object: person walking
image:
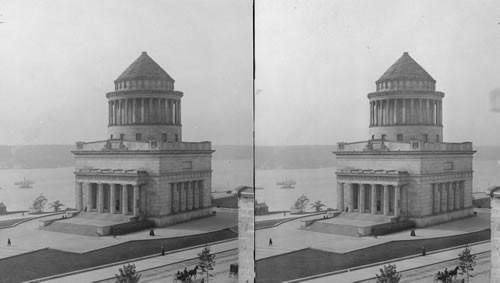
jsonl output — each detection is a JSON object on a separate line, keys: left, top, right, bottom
{"left": 269, "top": 238, "right": 273, "bottom": 246}
{"left": 422, "top": 246, "right": 426, "bottom": 256}
{"left": 161, "top": 246, "right": 165, "bottom": 256}
{"left": 7, "top": 238, "right": 11, "bottom": 246}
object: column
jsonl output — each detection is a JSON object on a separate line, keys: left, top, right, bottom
{"left": 337, "top": 182, "right": 344, "bottom": 212}
{"left": 86, "top": 183, "right": 92, "bottom": 212}
{"left": 460, "top": 181, "right": 465, "bottom": 208}
{"left": 117, "top": 100, "right": 122, "bottom": 125}
{"left": 97, "top": 183, "right": 104, "bottom": 213}
{"left": 75, "top": 182, "right": 83, "bottom": 211}
{"left": 132, "top": 99, "right": 136, "bottom": 123}
{"left": 124, "top": 99, "right": 129, "bottom": 124}
{"left": 448, "top": 182, "right": 454, "bottom": 210}
{"left": 171, "top": 184, "right": 179, "bottom": 213}
{"left": 122, "top": 184, "right": 128, "bottom": 215}
{"left": 410, "top": 99, "right": 415, "bottom": 124}
{"left": 394, "top": 185, "right": 400, "bottom": 217}
{"left": 187, "top": 182, "right": 193, "bottom": 211}
{"left": 199, "top": 181, "right": 205, "bottom": 208}
{"left": 108, "top": 101, "right": 112, "bottom": 125}
{"left": 454, "top": 182, "right": 460, "bottom": 209}
{"left": 141, "top": 98, "right": 145, "bottom": 123}
{"left": 383, "top": 185, "right": 390, "bottom": 215}
{"left": 347, "top": 183, "right": 353, "bottom": 212}
{"left": 148, "top": 98, "right": 153, "bottom": 123}
{"left": 110, "top": 184, "right": 116, "bottom": 214}
{"left": 133, "top": 185, "right": 139, "bottom": 216}
{"left": 167, "top": 99, "right": 172, "bottom": 124}
{"left": 179, "top": 183, "right": 186, "bottom": 212}
{"left": 177, "top": 101, "right": 181, "bottom": 125}
{"left": 193, "top": 181, "right": 199, "bottom": 209}
{"left": 369, "top": 102, "right": 372, "bottom": 126}
{"left": 359, "top": 184, "right": 365, "bottom": 213}
{"left": 371, "top": 184, "right": 377, "bottom": 214}
{"left": 441, "top": 183, "right": 447, "bottom": 212}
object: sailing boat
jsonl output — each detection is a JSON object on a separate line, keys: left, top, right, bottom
{"left": 14, "top": 177, "right": 34, "bottom": 189}
{"left": 276, "top": 177, "right": 296, "bottom": 189}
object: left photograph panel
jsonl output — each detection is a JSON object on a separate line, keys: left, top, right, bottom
{"left": 0, "top": 1, "right": 253, "bottom": 282}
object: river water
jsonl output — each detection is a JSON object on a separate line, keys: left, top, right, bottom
{"left": 0, "top": 159, "right": 498, "bottom": 213}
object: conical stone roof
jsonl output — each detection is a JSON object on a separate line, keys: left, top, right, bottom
{"left": 115, "top": 52, "right": 174, "bottom": 82}
{"left": 377, "top": 52, "right": 435, "bottom": 83}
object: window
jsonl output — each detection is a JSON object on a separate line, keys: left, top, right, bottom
{"left": 436, "top": 135, "right": 440, "bottom": 142}
{"left": 175, "top": 134, "right": 179, "bottom": 142}
{"left": 371, "top": 135, "right": 375, "bottom": 140}
{"left": 182, "top": 161, "right": 193, "bottom": 170}
{"left": 110, "top": 134, "right": 113, "bottom": 139}
{"left": 397, "top": 134, "right": 403, "bottom": 141}
{"left": 120, "top": 134, "right": 125, "bottom": 140}
{"left": 136, "top": 134, "right": 142, "bottom": 141}
{"left": 381, "top": 134, "right": 386, "bottom": 140}
{"left": 162, "top": 133, "right": 167, "bottom": 142}
{"left": 423, "top": 134, "right": 428, "bottom": 142}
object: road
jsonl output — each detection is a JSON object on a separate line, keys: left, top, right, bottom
{"left": 97, "top": 249, "right": 238, "bottom": 283}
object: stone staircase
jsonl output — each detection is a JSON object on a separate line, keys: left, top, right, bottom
{"left": 41, "top": 221, "right": 100, "bottom": 237}
{"left": 303, "top": 212, "right": 393, "bottom": 237}
{"left": 40, "top": 212, "right": 144, "bottom": 237}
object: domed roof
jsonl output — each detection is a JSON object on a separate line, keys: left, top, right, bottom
{"left": 377, "top": 52, "right": 435, "bottom": 83}
{"left": 115, "top": 52, "right": 174, "bottom": 82}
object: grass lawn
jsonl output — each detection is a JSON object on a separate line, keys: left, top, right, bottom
{"left": 256, "top": 229, "right": 490, "bottom": 283}
{"left": 0, "top": 229, "right": 237, "bottom": 283}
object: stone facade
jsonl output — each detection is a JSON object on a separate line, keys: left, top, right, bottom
{"left": 73, "top": 52, "right": 213, "bottom": 227}
{"left": 237, "top": 186, "right": 255, "bottom": 283}
{"left": 488, "top": 186, "right": 500, "bottom": 283}
{"left": 335, "top": 52, "right": 475, "bottom": 227}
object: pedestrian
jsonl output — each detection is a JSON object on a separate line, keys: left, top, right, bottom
{"left": 7, "top": 238, "right": 11, "bottom": 246}
{"left": 269, "top": 238, "right": 273, "bottom": 246}
{"left": 422, "top": 246, "right": 426, "bottom": 256}
{"left": 410, "top": 228, "right": 416, "bottom": 237}
{"left": 373, "top": 230, "right": 377, "bottom": 239}
{"left": 161, "top": 246, "right": 165, "bottom": 256}
{"left": 149, "top": 229, "right": 155, "bottom": 236}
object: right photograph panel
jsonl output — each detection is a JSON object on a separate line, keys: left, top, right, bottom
{"left": 254, "top": 1, "right": 500, "bottom": 282}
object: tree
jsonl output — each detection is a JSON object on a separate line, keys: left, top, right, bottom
{"left": 198, "top": 244, "right": 216, "bottom": 283}
{"left": 291, "top": 194, "right": 310, "bottom": 213}
{"left": 310, "top": 200, "right": 326, "bottom": 212}
{"left": 375, "top": 264, "right": 402, "bottom": 283}
{"left": 31, "top": 194, "right": 48, "bottom": 213}
{"left": 48, "top": 200, "right": 64, "bottom": 212}
{"left": 115, "top": 263, "right": 141, "bottom": 283}
{"left": 458, "top": 245, "right": 476, "bottom": 283}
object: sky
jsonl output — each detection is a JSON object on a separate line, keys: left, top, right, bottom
{"left": 0, "top": 0, "right": 253, "bottom": 146}
{"left": 256, "top": 0, "right": 500, "bottom": 146}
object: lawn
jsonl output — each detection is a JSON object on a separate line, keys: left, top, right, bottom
{"left": 0, "top": 228, "right": 237, "bottom": 283}
{"left": 255, "top": 229, "right": 490, "bottom": 283}
{"left": 0, "top": 218, "right": 34, "bottom": 229}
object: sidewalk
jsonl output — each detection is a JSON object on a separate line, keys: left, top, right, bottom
{"left": 0, "top": 209, "right": 237, "bottom": 258}
{"left": 40, "top": 239, "right": 238, "bottom": 283}
{"left": 256, "top": 209, "right": 490, "bottom": 259}
{"left": 296, "top": 241, "right": 490, "bottom": 282}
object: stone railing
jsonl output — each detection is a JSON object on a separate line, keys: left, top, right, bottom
{"left": 74, "top": 140, "right": 212, "bottom": 152}
{"left": 337, "top": 140, "right": 473, "bottom": 152}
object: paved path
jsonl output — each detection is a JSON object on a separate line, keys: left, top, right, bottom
{"left": 0, "top": 209, "right": 237, "bottom": 258}
{"left": 41, "top": 239, "right": 237, "bottom": 283}
{"left": 256, "top": 208, "right": 491, "bottom": 259}
{"left": 297, "top": 241, "right": 490, "bottom": 282}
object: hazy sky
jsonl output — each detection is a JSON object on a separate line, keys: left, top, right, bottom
{"left": 256, "top": 0, "right": 500, "bottom": 146}
{"left": 0, "top": 0, "right": 252, "bottom": 146}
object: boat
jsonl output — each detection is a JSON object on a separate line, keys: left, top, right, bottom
{"left": 14, "top": 177, "right": 34, "bottom": 189}
{"left": 276, "top": 178, "right": 296, "bottom": 187}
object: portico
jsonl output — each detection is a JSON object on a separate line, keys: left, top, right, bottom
{"left": 336, "top": 170, "right": 409, "bottom": 218}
